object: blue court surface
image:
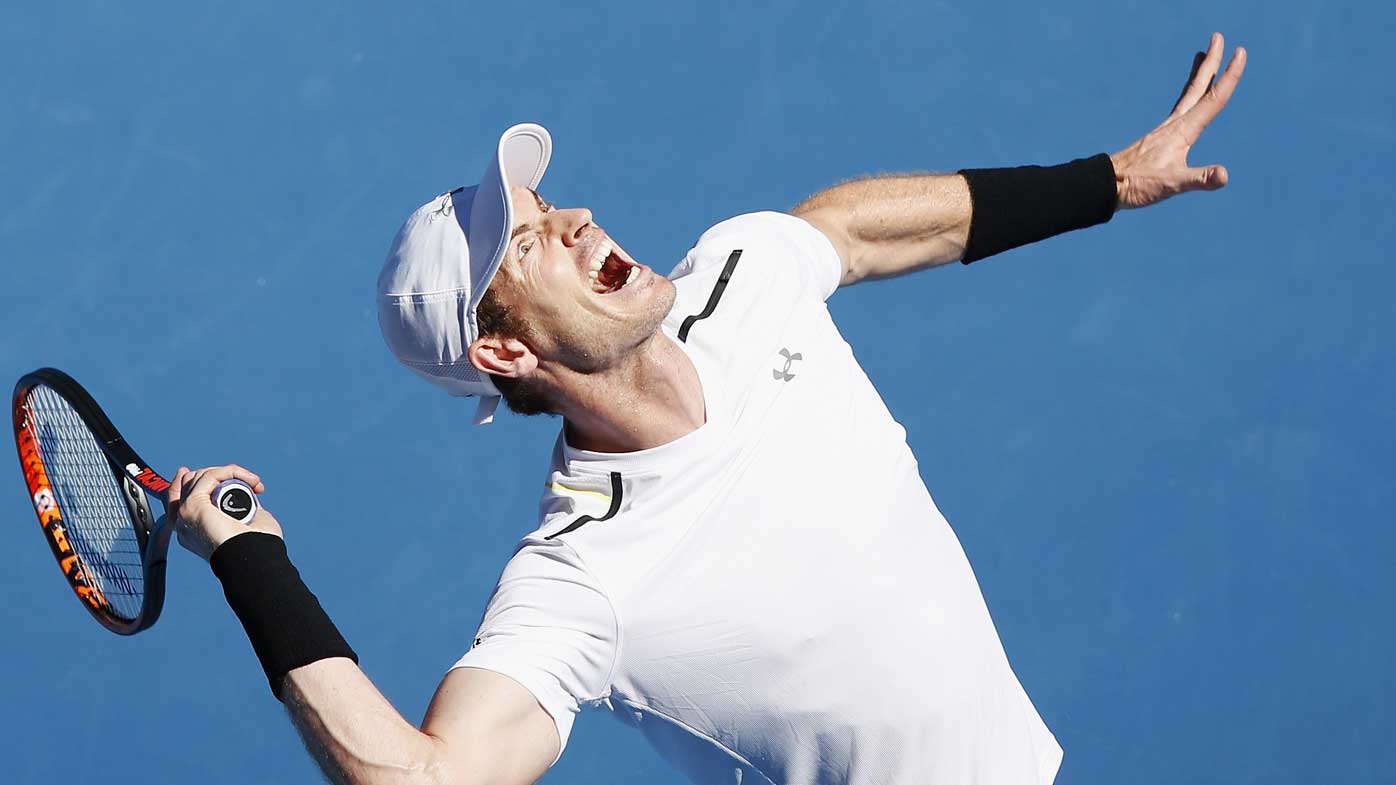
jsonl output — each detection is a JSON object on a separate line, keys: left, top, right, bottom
{"left": 2, "top": 2, "right": 1392, "bottom": 783}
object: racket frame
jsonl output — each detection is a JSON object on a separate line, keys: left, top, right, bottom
{"left": 13, "top": 368, "right": 175, "bottom": 635}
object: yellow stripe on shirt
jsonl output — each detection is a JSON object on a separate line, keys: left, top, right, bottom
{"left": 547, "top": 481, "right": 613, "bottom": 503}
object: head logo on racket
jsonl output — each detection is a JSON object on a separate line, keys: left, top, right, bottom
{"left": 220, "top": 492, "right": 250, "bottom": 517}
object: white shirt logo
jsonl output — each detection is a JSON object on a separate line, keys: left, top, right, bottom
{"left": 773, "top": 348, "right": 802, "bottom": 381}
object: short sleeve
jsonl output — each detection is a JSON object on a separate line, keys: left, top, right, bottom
{"left": 450, "top": 539, "right": 618, "bottom": 765}
{"left": 670, "top": 211, "right": 844, "bottom": 302}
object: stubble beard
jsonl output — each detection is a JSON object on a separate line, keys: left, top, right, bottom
{"left": 555, "top": 276, "right": 677, "bottom": 375}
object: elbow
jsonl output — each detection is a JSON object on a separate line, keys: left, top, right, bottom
{"left": 791, "top": 207, "right": 860, "bottom": 286}
{"left": 839, "top": 244, "right": 874, "bottom": 286}
{"left": 405, "top": 735, "right": 467, "bottom": 785}
{"left": 330, "top": 734, "right": 463, "bottom": 785}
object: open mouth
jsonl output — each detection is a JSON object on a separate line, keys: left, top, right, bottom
{"left": 585, "top": 238, "right": 642, "bottom": 295}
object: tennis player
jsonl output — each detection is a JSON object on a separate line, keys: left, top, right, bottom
{"left": 171, "top": 34, "right": 1245, "bottom": 785}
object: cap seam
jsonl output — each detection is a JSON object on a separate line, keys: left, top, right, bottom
{"left": 379, "top": 288, "right": 470, "bottom": 302}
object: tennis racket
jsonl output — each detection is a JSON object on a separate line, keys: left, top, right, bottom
{"left": 12, "top": 367, "right": 259, "bottom": 635}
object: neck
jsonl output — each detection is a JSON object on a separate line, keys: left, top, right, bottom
{"left": 555, "top": 332, "right": 705, "bottom": 454}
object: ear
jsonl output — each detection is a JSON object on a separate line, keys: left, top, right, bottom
{"left": 468, "top": 335, "right": 538, "bottom": 379}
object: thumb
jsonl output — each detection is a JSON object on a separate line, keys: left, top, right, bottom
{"left": 1189, "top": 164, "right": 1229, "bottom": 191}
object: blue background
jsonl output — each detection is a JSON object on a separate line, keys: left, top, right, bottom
{"left": 2, "top": 2, "right": 1392, "bottom": 783}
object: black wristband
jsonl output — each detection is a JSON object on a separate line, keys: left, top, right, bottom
{"left": 958, "top": 153, "right": 1118, "bottom": 264}
{"left": 210, "top": 533, "right": 358, "bottom": 701}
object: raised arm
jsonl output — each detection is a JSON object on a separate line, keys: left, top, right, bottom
{"left": 793, "top": 32, "right": 1246, "bottom": 287}
{"left": 792, "top": 171, "right": 974, "bottom": 285}
{"left": 167, "top": 465, "right": 558, "bottom": 785}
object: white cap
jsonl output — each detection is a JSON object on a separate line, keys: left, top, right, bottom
{"left": 376, "top": 123, "right": 553, "bottom": 425}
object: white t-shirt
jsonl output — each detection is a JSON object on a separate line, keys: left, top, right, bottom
{"left": 453, "top": 212, "right": 1063, "bottom": 785}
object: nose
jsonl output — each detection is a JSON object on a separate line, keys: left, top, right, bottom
{"left": 555, "top": 207, "right": 594, "bottom": 247}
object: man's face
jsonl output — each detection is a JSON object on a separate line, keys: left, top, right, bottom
{"left": 488, "top": 185, "right": 676, "bottom": 374}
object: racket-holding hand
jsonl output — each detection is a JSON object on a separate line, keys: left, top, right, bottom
{"left": 169, "top": 464, "right": 280, "bottom": 561}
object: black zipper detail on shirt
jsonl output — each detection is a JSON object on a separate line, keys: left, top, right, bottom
{"left": 678, "top": 249, "right": 743, "bottom": 343}
{"left": 545, "top": 471, "right": 624, "bottom": 540}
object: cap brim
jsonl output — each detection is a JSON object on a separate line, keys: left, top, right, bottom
{"left": 465, "top": 123, "right": 553, "bottom": 332}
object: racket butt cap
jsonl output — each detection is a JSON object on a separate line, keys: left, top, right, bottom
{"left": 213, "top": 479, "right": 259, "bottom": 524}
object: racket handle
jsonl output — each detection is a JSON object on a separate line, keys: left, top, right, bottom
{"left": 212, "top": 479, "right": 259, "bottom": 524}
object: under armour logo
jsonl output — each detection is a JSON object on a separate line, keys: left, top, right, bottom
{"left": 428, "top": 192, "right": 455, "bottom": 221}
{"left": 773, "top": 348, "right": 802, "bottom": 381}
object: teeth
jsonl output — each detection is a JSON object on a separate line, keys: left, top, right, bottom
{"left": 588, "top": 240, "right": 611, "bottom": 273}
{"left": 581, "top": 237, "right": 639, "bottom": 295}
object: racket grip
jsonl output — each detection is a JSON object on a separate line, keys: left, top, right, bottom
{"left": 212, "top": 479, "right": 260, "bottom": 524}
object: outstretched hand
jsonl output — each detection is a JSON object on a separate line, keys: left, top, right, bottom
{"left": 1111, "top": 32, "right": 1247, "bottom": 210}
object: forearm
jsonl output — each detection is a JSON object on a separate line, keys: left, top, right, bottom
{"left": 210, "top": 534, "right": 449, "bottom": 785}
{"left": 791, "top": 172, "right": 973, "bottom": 285}
{"left": 794, "top": 155, "right": 1120, "bottom": 286}
{"left": 179, "top": 476, "right": 553, "bottom": 785}
{"left": 281, "top": 658, "right": 452, "bottom": 785}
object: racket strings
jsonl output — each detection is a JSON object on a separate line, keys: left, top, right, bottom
{"left": 27, "top": 385, "right": 145, "bottom": 620}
